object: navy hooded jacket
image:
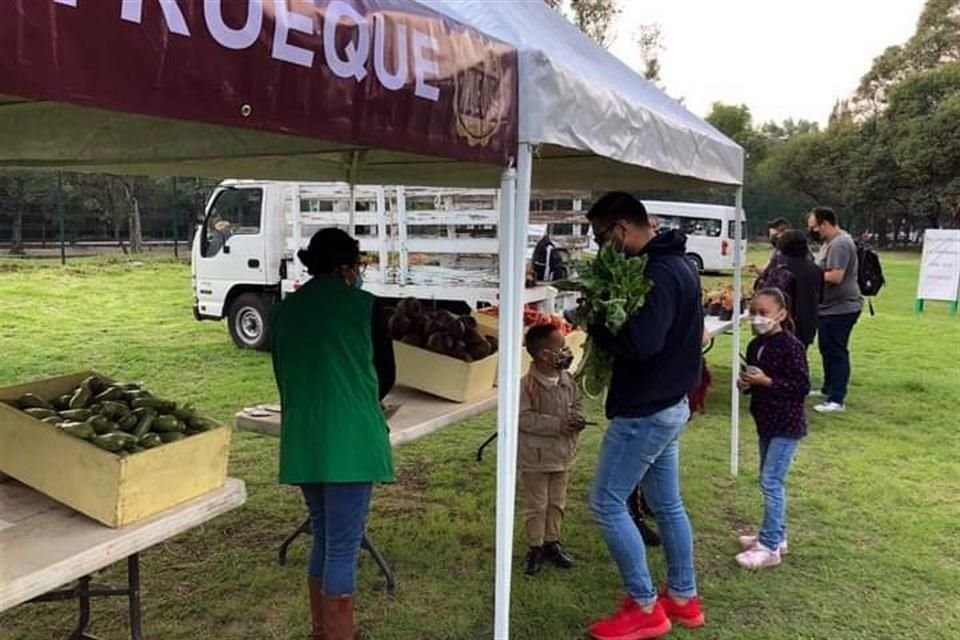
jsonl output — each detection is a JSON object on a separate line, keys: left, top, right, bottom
{"left": 590, "top": 230, "right": 704, "bottom": 419}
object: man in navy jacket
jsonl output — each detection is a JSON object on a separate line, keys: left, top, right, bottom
{"left": 585, "top": 193, "right": 706, "bottom": 640}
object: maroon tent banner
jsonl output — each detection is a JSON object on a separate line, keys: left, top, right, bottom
{"left": 0, "top": 0, "right": 519, "bottom": 166}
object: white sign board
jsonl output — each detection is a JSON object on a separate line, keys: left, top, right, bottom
{"left": 917, "top": 229, "right": 960, "bottom": 302}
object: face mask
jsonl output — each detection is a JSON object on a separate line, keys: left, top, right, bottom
{"left": 550, "top": 346, "right": 574, "bottom": 371}
{"left": 770, "top": 236, "right": 779, "bottom": 248}
{"left": 808, "top": 228, "right": 821, "bottom": 243}
{"left": 353, "top": 273, "right": 364, "bottom": 290}
{"left": 751, "top": 315, "right": 777, "bottom": 336}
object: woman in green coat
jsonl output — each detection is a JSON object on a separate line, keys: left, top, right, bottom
{"left": 271, "top": 228, "right": 395, "bottom": 640}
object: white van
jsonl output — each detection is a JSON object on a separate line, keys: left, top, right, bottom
{"left": 643, "top": 200, "right": 747, "bottom": 272}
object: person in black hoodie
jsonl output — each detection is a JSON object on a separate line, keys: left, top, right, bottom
{"left": 585, "top": 193, "right": 706, "bottom": 640}
{"left": 775, "top": 230, "right": 823, "bottom": 350}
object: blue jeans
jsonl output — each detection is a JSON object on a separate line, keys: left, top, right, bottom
{"left": 589, "top": 399, "right": 695, "bottom": 605}
{"left": 757, "top": 437, "right": 800, "bottom": 550}
{"left": 817, "top": 312, "right": 860, "bottom": 404}
{"left": 300, "top": 483, "right": 372, "bottom": 596}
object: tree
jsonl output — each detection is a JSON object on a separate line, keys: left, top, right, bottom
{"left": 543, "top": 0, "right": 621, "bottom": 48}
{"left": 705, "top": 102, "right": 768, "bottom": 163}
{"left": 852, "top": 0, "right": 959, "bottom": 117}
{"left": 883, "top": 62, "right": 960, "bottom": 227}
{"left": 112, "top": 175, "right": 146, "bottom": 253}
{"left": 0, "top": 171, "right": 54, "bottom": 255}
{"left": 636, "top": 23, "right": 663, "bottom": 84}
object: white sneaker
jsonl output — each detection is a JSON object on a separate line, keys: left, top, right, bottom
{"left": 814, "top": 402, "right": 845, "bottom": 413}
{"left": 738, "top": 534, "right": 789, "bottom": 555}
{"left": 736, "top": 544, "right": 782, "bottom": 570}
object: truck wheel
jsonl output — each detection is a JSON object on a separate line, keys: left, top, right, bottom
{"left": 685, "top": 253, "right": 704, "bottom": 274}
{"left": 227, "top": 293, "right": 272, "bottom": 351}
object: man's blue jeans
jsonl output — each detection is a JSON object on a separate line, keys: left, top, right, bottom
{"left": 589, "top": 398, "right": 696, "bottom": 605}
{"left": 299, "top": 482, "right": 372, "bottom": 596}
{"left": 817, "top": 311, "right": 860, "bottom": 404}
{"left": 757, "top": 437, "right": 800, "bottom": 551}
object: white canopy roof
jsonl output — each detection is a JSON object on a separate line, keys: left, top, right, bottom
{"left": 423, "top": 0, "right": 744, "bottom": 188}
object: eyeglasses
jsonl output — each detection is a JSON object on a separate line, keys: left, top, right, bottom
{"left": 593, "top": 223, "right": 618, "bottom": 246}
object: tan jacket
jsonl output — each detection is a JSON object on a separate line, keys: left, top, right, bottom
{"left": 518, "top": 371, "right": 585, "bottom": 473}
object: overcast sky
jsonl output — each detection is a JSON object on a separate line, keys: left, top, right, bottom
{"left": 607, "top": 0, "right": 926, "bottom": 125}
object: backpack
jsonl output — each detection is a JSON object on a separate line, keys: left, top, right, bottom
{"left": 855, "top": 240, "right": 885, "bottom": 297}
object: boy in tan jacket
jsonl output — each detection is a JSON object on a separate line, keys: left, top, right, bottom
{"left": 519, "top": 324, "right": 586, "bottom": 575}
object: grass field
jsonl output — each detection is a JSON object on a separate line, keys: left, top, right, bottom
{"left": 0, "top": 250, "right": 958, "bottom": 640}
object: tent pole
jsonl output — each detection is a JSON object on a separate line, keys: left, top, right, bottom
{"left": 730, "top": 186, "right": 744, "bottom": 476}
{"left": 347, "top": 151, "right": 360, "bottom": 235}
{"left": 493, "top": 143, "right": 531, "bottom": 640}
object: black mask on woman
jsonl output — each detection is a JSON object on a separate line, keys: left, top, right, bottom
{"left": 808, "top": 228, "right": 821, "bottom": 243}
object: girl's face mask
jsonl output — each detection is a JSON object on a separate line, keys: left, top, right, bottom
{"left": 750, "top": 314, "right": 778, "bottom": 336}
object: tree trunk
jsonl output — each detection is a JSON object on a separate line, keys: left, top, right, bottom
{"left": 113, "top": 221, "right": 129, "bottom": 255}
{"left": 9, "top": 210, "right": 25, "bottom": 255}
{"left": 104, "top": 182, "right": 128, "bottom": 255}
{"left": 128, "top": 195, "right": 144, "bottom": 254}
{"left": 113, "top": 175, "right": 144, "bottom": 254}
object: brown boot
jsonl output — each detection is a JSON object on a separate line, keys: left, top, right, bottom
{"left": 308, "top": 577, "right": 325, "bottom": 640}
{"left": 321, "top": 593, "right": 357, "bottom": 640}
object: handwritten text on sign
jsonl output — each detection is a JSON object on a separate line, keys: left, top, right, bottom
{"left": 917, "top": 229, "right": 960, "bottom": 302}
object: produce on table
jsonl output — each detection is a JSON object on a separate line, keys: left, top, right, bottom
{"left": 554, "top": 245, "right": 654, "bottom": 397}
{"left": 389, "top": 298, "right": 498, "bottom": 362}
{"left": 477, "top": 306, "right": 574, "bottom": 336}
{"left": 5, "top": 375, "right": 218, "bottom": 457}
{"left": 703, "top": 283, "right": 747, "bottom": 320}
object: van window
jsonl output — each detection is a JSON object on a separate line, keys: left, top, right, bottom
{"left": 203, "top": 188, "right": 263, "bottom": 257}
{"left": 656, "top": 215, "right": 722, "bottom": 238}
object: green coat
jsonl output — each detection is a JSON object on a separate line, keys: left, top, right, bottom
{"left": 271, "top": 275, "right": 394, "bottom": 484}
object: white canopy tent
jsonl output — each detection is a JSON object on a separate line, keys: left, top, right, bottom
{"left": 0, "top": 2, "right": 743, "bottom": 638}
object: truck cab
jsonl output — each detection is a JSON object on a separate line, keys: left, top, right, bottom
{"left": 192, "top": 181, "right": 284, "bottom": 350}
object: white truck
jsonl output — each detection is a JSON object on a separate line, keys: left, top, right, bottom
{"left": 190, "top": 180, "right": 590, "bottom": 349}
{"left": 191, "top": 180, "right": 746, "bottom": 350}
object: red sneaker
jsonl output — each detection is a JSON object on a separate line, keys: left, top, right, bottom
{"left": 658, "top": 590, "right": 705, "bottom": 629}
{"left": 589, "top": 597, "right": 672, "bottom": 640}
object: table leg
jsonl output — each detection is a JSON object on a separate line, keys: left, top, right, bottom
{"left": 361, "top": 536, "right": 396, "bottom": 596}
{"left": 127, "top": 554, "right": 143, "bottom": 640}
{"left": 67, "top": 576, "right": 103, "bottom": 640}
{"left": 476, "top": 432, "right": 498, "bottom": 462}
{"left": 278, "top": 518, "right": 396, "bottom": 594}
{"left": 278, "top": 516, "right": 312, "bottom": 566}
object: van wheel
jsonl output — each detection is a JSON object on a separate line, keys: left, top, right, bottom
{"left": 227, "top": 293, "right": 272, "bottom": 351}
{"left": 685, "top": 253, "right": 704, "bottom": 273}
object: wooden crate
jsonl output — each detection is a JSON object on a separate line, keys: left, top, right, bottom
{"left": 393, "top": 342, "right": 498, "bottom": 402}
{"left": 0, "top": 372, "right": 231, "bottom": 528}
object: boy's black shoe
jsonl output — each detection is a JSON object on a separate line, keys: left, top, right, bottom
{"left": 635, "top": 517, "right": 662, "bottom": 547}
{"left": 543, "top": 541, "right": 575, "bottom": 569}
{"left": 524, "top": 546, "right": 544, "bottom": 575}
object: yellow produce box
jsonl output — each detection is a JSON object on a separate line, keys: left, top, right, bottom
{"left": 393, "top": 342, "right": 498, "bottom": 403}
{"left": 0, "top": 371, "right": 230, "bottom": 528}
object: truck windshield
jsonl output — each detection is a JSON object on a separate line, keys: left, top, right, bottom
{"left": 202, "top": 188, "right": 263, "bottom": 257}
